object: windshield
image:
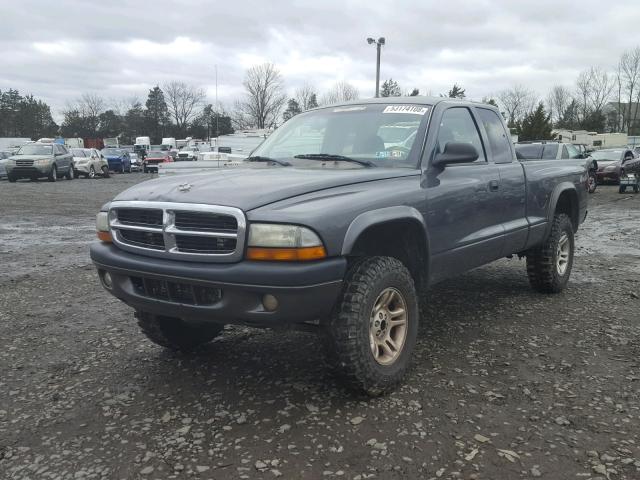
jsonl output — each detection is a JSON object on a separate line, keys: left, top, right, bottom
{"left": 17, "top": 144, "right": 53, "bottom": 155}
{"left": 147, "top": 150, "right": 165, "bottom": 157}
{"left": 590, "top": 150, "right": 621, "bottom": 160}
{"left": 103, "top": 148, "right": 123, "bottom": 156}
{"left": 250, "top": 103, "right": 431, "bottom": 168}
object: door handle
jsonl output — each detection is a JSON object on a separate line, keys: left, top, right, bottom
{"left": 489, "top": 179, "right": 500, "bottom": 192}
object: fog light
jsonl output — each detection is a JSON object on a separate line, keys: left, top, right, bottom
{"left": 102, "top": 271, "right": 113, "bottom": 289}
{"left": 262, "top": 294, "right": 278, "bottom": 312}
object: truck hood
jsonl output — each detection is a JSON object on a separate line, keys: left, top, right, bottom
{"left": 113, "top": 167, "right": 420, "bottom": 211}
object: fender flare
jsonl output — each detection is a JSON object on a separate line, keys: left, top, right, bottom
{"left": 341, "top": 205, "right": 429, "bottom": 255}
{"left": 545, "top": 182, "right": 578, "bottom": 236}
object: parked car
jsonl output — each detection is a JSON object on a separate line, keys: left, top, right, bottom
{"left": 0, "top": 150, "right": 12, "bottom": 179}
{"left": 143, "top": 150, "right": 173, "bottom": 173}
{"left": 591, "top": 149, "right": 640, "bottom": 184}
{"left": 129, "top": 153, "right": 142, "bottom": 172}
{"left": 102, "top": 148, "right": 132, "bottom": 173}
{"left": 515, "top": 142, "right": 596, "bottom": 192}
{"left": 91, "top": 97, "right": 589, "bottom": 395}
{"left": 515, "top": 141, "right": 584, "bottom": 160}
{"left": 6, "top": 142, "right": 75, "bottom": 182}
{"left": 72, "top": 148, "right": 110, "bottom": 178}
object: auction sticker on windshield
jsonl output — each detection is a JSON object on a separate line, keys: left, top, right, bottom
{"left": 383, "top": 105, "right": 429, "bottom": 115}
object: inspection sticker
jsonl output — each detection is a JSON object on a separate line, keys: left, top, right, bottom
{"left": 383, "top": 105, "right": 429, "bottom": 115}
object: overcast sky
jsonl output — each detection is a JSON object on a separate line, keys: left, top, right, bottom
{"left": 1, "top": 0, "right": 638, "bottom": 120}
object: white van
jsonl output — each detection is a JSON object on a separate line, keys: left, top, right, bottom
{"left": 134, "top": 136, "right": 151, "bottom": 154}
{"left": 161, "top": 137, "right": 177, "bottom": 150}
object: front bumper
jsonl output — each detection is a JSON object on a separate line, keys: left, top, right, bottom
{"left": 74, "top": 163, "right": 91, "bottom": 173}
{"left": 6, "top": 164, "right": 51, "bottom": 177}
{"left": 596, "top": 171, "right": 620, "bottom": 183}
{"left": 90, "top": 242, "right": 346, "bottom": 326}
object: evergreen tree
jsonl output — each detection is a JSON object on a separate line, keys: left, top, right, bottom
{"left": 123, "top": 102, "right": 146, "bottom": 143}
{"left": 447, "top": 84, "right": 466, "bottom": 99}
{"left": 145, "top": 86, "right": 169, "bottom": 144}
{"left": 282, "top": 98, "right": 302, "bottom": 121}
{"left": 482, "top": 97, "right": 499, "bottom": 107}
{"left": 381, "top": 78, "right": 402, "bottom": 97}
{"left": 98, "top": 110, "right": 123, "bottom": 138}
{"left": 307, "top": 93, "right": 319, "bottom": 109}
{"left": 518, "top": 103, "right": 552, "bottom": 141}
{"left": 409, "top": 88, "right": 419, "bottom": 96}
{"left": 556, "top": 100, "right": 580, "bottom": 130}
{"left": 199, "top": 104, "right": 234, "bottom": 137}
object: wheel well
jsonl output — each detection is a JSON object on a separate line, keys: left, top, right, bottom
{"left": 555, "top": 189, "right": 579, "bottom": 231}
{"left": 348, "top": 220, "right": 428, "bottom": 289}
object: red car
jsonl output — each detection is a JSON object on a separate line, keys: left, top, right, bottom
{"left": 143, "top": 150, "right": 173, "bottom": 173}
{"left": 592, "top": 149, "right": 640, "bottom": 184}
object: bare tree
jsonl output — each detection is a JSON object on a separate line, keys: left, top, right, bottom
{"left": 546, "top": 85, "right": 572, "bottom": 125}
{"left": 295, "top": 84, "right": 318, "bottom": 111}
{"left": 617, "top": 47, "right": 640, "bottom": 133}
{"left": 320, "top": 81, "right": 360, "bottom": 105}
{"left": 497, "top": 85, "right": 537, "bottom": 127}
{"left": 164, "top": 81, "right": 206, "bottom": 134}
{"left": 236, "top": 63, "right": 286, "bottom": 129}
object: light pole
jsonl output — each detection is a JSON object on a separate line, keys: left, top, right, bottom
{"left": 367, "top": 37, "right": 385, "bottom": 97}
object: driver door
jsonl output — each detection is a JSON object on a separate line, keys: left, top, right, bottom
{"left": 423, "top": 106, "right": 505, "bottom": 283}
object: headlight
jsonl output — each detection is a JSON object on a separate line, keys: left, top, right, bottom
{"left": 96, "top": 211, "right": 112, "bottom": 242}
{"left": 35, "top": 159, "right": 51, "bottom": 165}
{"left": 246, "top": 224, "right": 326, "bottom": 261}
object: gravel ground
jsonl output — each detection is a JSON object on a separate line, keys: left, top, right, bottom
{"left": 1, "top": 174, "right": 639, "bottom": 480}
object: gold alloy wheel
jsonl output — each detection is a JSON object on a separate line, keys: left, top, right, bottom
{"left": 556, "top": 233, "right": 570, "bottom": 275}
{"left": 369, "top": 287, "right": 408, "bottom": 365}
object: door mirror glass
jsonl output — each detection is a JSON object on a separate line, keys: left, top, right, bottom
{"left": 433, "top": 142, "right": 479, "bottom": 167}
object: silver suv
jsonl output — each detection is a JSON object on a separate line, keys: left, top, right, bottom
{"left": 6, "top": 143, "right": 75, "bottom": 182}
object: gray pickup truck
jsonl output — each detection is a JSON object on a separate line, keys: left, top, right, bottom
{"left": 90, "top": 97, "right": 588, "bottom": 395}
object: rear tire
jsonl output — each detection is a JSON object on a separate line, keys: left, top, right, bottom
{"left": 526, "top": 213, "right": 574, "bottom": 293}
{"left": 619, "top": 185, "right": 626, "bottom": 193}
{"left": 327, "top": 256, "right": 419, "bottom": 396}
{"left": 48, "top": 165, "right": 57, "bottom": 182}
{"left": 135, "top": 310, "right": 224, "bottom": 351}
{"left": 65, "top": 165, "right": 74, "bottom": 180}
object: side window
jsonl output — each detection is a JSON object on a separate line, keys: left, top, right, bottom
{"left": 436, "top": 108, "right": 485, "bottom": 163}
{"left": 476, "top": 108, "right": 513, "bottom": 164}
{"left": 561, "top": 146, "right": 569, "bottom": 159}
{"left": 542, "top": 144, "right": 558, "bottom": 159}
{"left": 565, "top": 144, "right": 580, "bottom": 159}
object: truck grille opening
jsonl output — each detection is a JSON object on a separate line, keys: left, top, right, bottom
{"left": 174, "top": 211, "right": 238, "bottom": 232}
{"left": 119, "top": 230, "right": 165, "bottom": 250}
{"left": 130, "top": 276, "right": 222, "bottom": 305}
{"left": 175, "top": 235, "right": 236, "bottom": 253}
{"left": 109, "top": 202, "right": 246, "bottom": 262}
{"left": 117, "top": 208, "right": 163, "bottom": 226}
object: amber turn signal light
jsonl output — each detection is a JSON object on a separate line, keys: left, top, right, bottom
{"left": 97, "top": 231, "right": 113, "bottom": 242}
{"left": 246, "top": 246, "right": 326, "bottom": 261}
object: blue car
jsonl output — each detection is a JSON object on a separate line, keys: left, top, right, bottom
{"left": 102, "top": 148, "right": 131, "bottom": 173}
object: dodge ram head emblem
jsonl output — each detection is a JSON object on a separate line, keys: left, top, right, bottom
{"left": 178, "top": 183, "right": 192, "bottom": 192}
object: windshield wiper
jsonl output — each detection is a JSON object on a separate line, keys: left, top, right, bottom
{"left": 246, "top": 155, "right": 291, "bottom": 167}
{"left": 293, "top": 153, "right": 376, "bottom": 168}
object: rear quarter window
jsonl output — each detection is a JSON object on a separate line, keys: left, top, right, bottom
{"left": 476, "top": 108, "right": 513, "bottom": 164}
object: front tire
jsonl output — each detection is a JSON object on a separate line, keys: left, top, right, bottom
{"left": 101, "top": 166, "right": 110, "bottom": 178}
{"left": 7, "top": 173, "right": 17, "bottom": 183}
{"left": 588, "top": 174, "right": 597, "bottom": 193}
{"left": 526, "top": 213, "right": 574, "bottom": 293}
{"left": 327, "top": 256, "right": 419, "bottom": 396}
{"left": 65, "top": 165, "right": 74, "bottom": 180}
{"left": 135, "top": 310, "right": 224, "bottom": 351}
{"left": 88, "top": 166, "right": 96, "bottom": 178}
{"left": 48, "top": 165, "right": 57, "bottom": 182}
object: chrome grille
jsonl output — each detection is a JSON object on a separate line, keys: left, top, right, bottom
{"left": 109, "top": 201, "right": 246, "bottom": 262}
{"left": 16, "top": 159, "right": 34, "bottom": 166}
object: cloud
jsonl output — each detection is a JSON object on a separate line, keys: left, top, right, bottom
{"left": 0, "top": 0, "right": 638, "bottom": 121}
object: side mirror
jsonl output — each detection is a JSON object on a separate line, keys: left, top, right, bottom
{"left": 433, "top": 142, "right": 479, "bottom": 167}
